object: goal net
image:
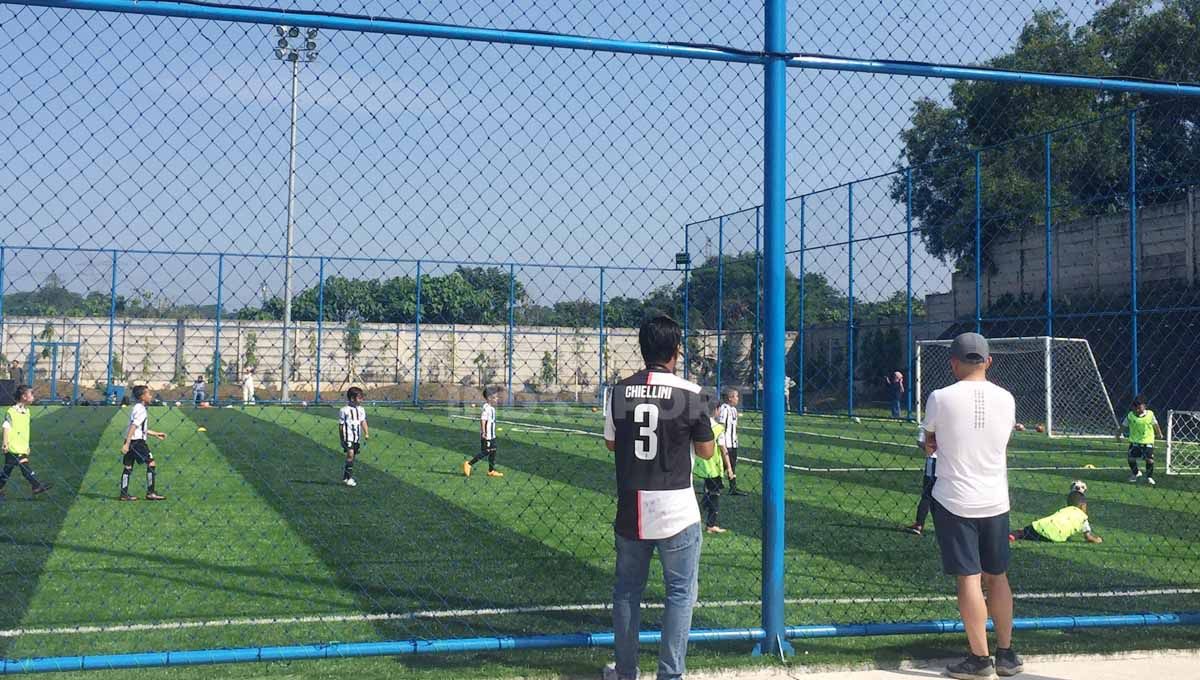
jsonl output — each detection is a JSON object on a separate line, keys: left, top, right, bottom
{"left": 1166, "top": 410, "right": 1200, "bottom": 475}
{"left": 916, "top": 337, "right": 1117, "bottom": 437}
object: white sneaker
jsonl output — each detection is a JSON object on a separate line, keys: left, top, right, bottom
{"left": 1128, "top": 471, "right": 1143, "bottom": 483}
{"left": 343, "top": 478, "right": 357, "bottom": 487}
{"left": 1147, "top": 477, "right": 1156, "bottom": 486}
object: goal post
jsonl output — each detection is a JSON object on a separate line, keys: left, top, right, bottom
{"left": 1166, "top": 410, "right": 1200, "bottom": 475}
{"left": 27, "top": 340, "right": 82, "bottom": 403}
{"left": 916, "top": 336, "right": 1118, "bottom": 437}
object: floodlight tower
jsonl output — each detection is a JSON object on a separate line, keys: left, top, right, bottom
{"left": 273, "top": 26, "right": 318, "bottom": 403}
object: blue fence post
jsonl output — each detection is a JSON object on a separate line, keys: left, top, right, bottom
{"left": 49, "top": 345, "right": 58, "bottom": 401}
{"left": 683, "top": 223, "right": 690, "bottom": 380}
{"left": 974, "top": 150, "right": 983, "bottom": 334}
{"left": 106, "top": 251, "right": 118, "bottom": 400}
{"left": 716, "top": 216, "right": 725, "bottom": 395}
{"left": 72, "top": 341, "right": 80, "bottom": 403}
{"left": 412, "top": 260, "right": 421, "bottom": 406}
{"left": 754, "top": 207, "right": 762, "bottom": 410}
{"left": 1129, "top": 110, "right": 1140, "bottom": 397}
{"left": 212, "top": 254, "right": 224, "bottom": 405}
{"left": 905, "top": 170, "right": 913, "bottom": 419}
{"left": 507, "top": 263, "right": 515, "bottom": 406}
{"left": 798, "top": 196, "right": 805, "bottom": 414}
{"left": 755, "top": 0, "right": 793, "bottom": 657}
{"left": 598, "top": 267, "right": 606, "bottom": 402}
{"left": 315, "top": 257, "right": 325, "bottom": 404}
{"left": 0, "top": 246, "right": 4, "bottom": 365}
{"left": 847, "top": 183, "right": 855, "bottom": 417}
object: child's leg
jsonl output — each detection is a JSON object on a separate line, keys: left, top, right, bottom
{"left": 915, "top": 476, "right": 934, "bottom": 526}
{"left": 1145, "top": 448, "right": 1155, "bottom": 478}
{"left": 468, "top": 440, "right": 489, "bottom": 467}
{"left": 0, "top": 454, "right": 17, "bottom": 491}
{"left": 120, "top": 453, "right": 135, "bottom": 497}
{"left": 16, "top": 456, "right": 42, "bottom": 490}
{"left": 342, "top": 446, "right": 356, "bottom": 480}
{"left": 486, "top": 444, "right": 497, "bottom": 472}
{"left": 146, "top": 459, "right": 157, "bottom": 494}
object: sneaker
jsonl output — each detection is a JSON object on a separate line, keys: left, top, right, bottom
{"left": 486, "top": 470, "right": 504, "bottom": 478}
{"left": 994, "top": 647, "right": 1024, "bottom": 677}
{"left": 946, "top": 654, "right": 996, "bottom": 679}
{"left": 1147, "top": 477, "right": 1156, "bottom": 486}
{"left": 601, "top": 662, "right": 638, "bottom": 680}
{"left": 1129, "top": 471, "right": 1143, "bottom": 483}
{"left": 462, "top": 461, "right": 472, "bottom": 477}
{"left": 118, "top": 494, "right": 139, "bottom": 501}
{"left": 32, "top": 483, "right": 52, "bottom": 496}
{"left": 343, "top": 478, "right": 358, "bottom": 487}
{"left": 145, "top": 493, "right": 167, "bottom": 501}
{"left": 904, "top": 523, "right": 923, "bottom": 536}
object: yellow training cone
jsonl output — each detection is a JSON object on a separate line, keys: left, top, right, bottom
{"left": 196, "top": 427, "right": 208, "bottom": 433}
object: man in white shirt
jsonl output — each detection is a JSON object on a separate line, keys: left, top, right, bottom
{"left": 922, "top": 333, "right": 1022, "bottom": 679}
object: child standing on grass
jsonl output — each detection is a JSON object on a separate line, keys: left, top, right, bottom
{"left": 717, "top": 387, "right": 745, "bottom": 496}
{"left": 695, "top": 398, "right": 733, "bottom": 534}
{"left": 339, "top": 387, "right": 368, "bottom": 487}
{"left": 1119, "top": 395, "right": 1163, "bottom": 486}
{"left": 0, "top": 385, "right": 52, "bottom": 499}
{"left": 1010, "top": 487, "right": 1102, "bottom": 544}
{"left": 120, "top": 385, "right": 166, "bottom": 501}
{"left": 463, "top": 386, "right": 503, "bottom": 478}
{"left": 905, "top": 428, "right": 936, "bottom": 536}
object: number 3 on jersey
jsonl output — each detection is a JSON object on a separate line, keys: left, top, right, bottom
{"left": 633, "top": 403, "right": 659, "bottom": 460}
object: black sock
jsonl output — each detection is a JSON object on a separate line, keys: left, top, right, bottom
{"left": 121, "top": 467, "right": 132, "bottom": 496}
{"left": 343, "top": 462, "right": 353, "bottom": 480}
{"left": 1129, "top": 458, "right": 1140, "bottom": 474}
{"left": 0, "top": 463, "right": 13, "bottom": 490}
{"left": 1146, "top": 460, "right": 1155, "bottom": 477}
{"left": 487, "top": 450, "right": 496, "bottom": 472}
{"left": 18, "top": 463, "right": 39, "bottom": 488}
{"left": 147, "top": 467, "right": 156, "bottom": 494}
{"left": 468, "top": 454, "right": 484, "bottom": 466}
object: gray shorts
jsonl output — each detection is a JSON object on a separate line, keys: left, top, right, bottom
{"left": 932, "top": 500, "right": 1010, "bottom": 576}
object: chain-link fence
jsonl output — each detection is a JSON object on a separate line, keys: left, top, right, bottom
{"left": 3, "top": 0, "right": 1200, "bottom": 674}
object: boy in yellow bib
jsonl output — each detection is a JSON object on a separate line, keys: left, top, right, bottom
{"left": 1009, "top": 488, "right": 1101, "bottom": 544}
{"left": 695, "top": 399, "right": 735, "bottom": 534}
{"left": 1118, "top": 395, "right": 1163, "bottom": 486}
{"left": 0, "top": 385, "right": 52, "bottom": 498}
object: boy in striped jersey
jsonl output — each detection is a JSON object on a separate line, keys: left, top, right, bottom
{"left": 120, "top": 385, "right": 167, "bottom": 501}
{"left": 463, "top": 386, "right": 503, "bottom": 478}
{"left": 717, "top": 387, "right": 745, "bottom": 495}
{"left": 0, "top": 385, "right": 52, "bottom": 499}
{"left": 338, "top": 387, "right": 368, "bottom": 487}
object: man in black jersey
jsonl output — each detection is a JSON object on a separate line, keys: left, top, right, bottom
{"left": 603, "top": 316, "right": 715, "bottom": 680}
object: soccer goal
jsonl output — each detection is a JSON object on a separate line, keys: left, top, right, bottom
{"left": 916, "top": 336, "right": 1118, "bottom": 437}
{"left": 1166, "top": 410, "right": 1200, "bottom": 475}
{"left": 27, "top": 341, "right": 82, "bottom": 403}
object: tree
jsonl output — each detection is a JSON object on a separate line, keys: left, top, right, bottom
{"left": 891, "top": 1, "right": 1200, "bottom": 269}
{"left": 343, "top": 317, "right": 363, "bottom": 386}
{"left": 539, "top": 350, "right": 557, "bottom": 389}
{"left": 474, "top": 351, "right": 497, "bottom": 387}
{"left": 243, "top": 331, "right": 259, "bottom": 371}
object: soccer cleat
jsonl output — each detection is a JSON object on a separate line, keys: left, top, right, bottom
{"left": 905, "top": 523, "right": 923, "bottom": 536}
{"left": 1147, "top": 477, "right": 1156, "bottom": 486}
{"left": 145, "top": 493, "right": 166, "bottom": 501}
{"left": 343, "top": 478, "right": 357, "bottom": 487}
{"left": 32, "top": 483, "right": 52, "bottom": 496}
{"left": 1128, "top": 471, "right": 1143, "bottom": 483}
{"left": 486, "top": 470, "right": 504, "bottom": 478}
{"left": 462, "top": 461, "right": 472, "bottom": 477}
{"left": 946, "top": 654, "right": 997, "bottom": 679}
{"left": 994, "top": 648, "right": 1024, "bottom": 677}
{"left": 118, "top": 494, "right": 139, "bottom": 501}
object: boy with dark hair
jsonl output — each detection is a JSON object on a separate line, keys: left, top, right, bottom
{"left": 464, "top": 386, "right": 503, "bottom": 478}
{"left": 1010, "top": 487, "right": 1102, "bottom": 544}
{"left": 717, "top": 386, "right": 745, "bottom": 496}
{"left": 339, "top": 386, "right": 368, "bottom": 487}
{"left": 0, "top": 385, "right": 52, "bottom": 498}
{"left": 1119, "top": 395, "right": 1163, "bottom": 485}
{"left": 905, "top": 428, "right": 936, "bottom": 536}
{"left": 120, "top": 385, "right": 166, "bottom": 501}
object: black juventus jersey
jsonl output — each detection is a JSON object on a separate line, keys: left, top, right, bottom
{"left": 605, "top": 367, "right": 713, "bottom": 539}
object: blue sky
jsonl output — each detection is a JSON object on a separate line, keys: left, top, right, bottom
{"left": 0, "top": 0, "right": 1101, "bottom": 312}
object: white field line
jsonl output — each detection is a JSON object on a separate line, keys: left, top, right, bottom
{"left": 6, "top": 588, "right": 1197, "bottom": 638}
{"left": 460, "top": 417, "right": 1124, "bottom": 473}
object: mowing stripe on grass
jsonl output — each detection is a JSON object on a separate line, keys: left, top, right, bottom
{"left": 6, "top": 586, "right": 1197, "bottom": 638}
{"left": 463, "top": 417, "right": 1125, "bottom": 472}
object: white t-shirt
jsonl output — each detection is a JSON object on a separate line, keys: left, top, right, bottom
{"left": 128, "top": 403, "right": 149, "bottom": 441}
{"left": 922, "top": 379, "right": 1015, "bottom": 518}
{"left": 481, "top": 403, "right": 496, "bottom": 440}
{"left": 717, "top": 403, "right": 739, "bottom": 448}
{"left": 338, "top": 405, "right": 367, "bottom": 445}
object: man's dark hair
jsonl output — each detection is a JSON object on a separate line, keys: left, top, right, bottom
{"left": 1067, "top": 490, "right": 1086, "bottom": 508}
{"left": 347, "top": 386, "right": 364, "bottom": 401}
{"left": 483, "top": 385, "right": 502, "bottom": 399}
{"left": 721, "top": 386, "right": 738, "bottom": 402}
{"left": 14, "top": 384, "right": 31, "bottom": 400}
{"left": 131, "top": 385, "right": 149, "bottom": 400}
{"left": 1132, "top": 394, "right": 1146, "bottom": 407}
{"left": 638, "top": 315, "right": 682, "bottom": 366}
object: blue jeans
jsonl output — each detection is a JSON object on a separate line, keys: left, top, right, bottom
{"left": 891, "top": 397, "right": 902, "bottom": 418}
{"left": 612, "top": 522, "right": 702, "bottom": 680}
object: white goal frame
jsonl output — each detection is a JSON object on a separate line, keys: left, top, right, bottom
{"left": 915, "top": 335, "right": 1118, "bottom": 438}
{"left": 1166, "top": 410, "right": 1200, "bottom": 475}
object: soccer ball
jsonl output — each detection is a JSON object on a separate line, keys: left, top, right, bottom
{"left": 1036, "top": 423, "right": 1046, "bottom": 433}
{"left": 174, "top": 401, "right": 181, "bottom": 407}
{"left": 1071, "top": 480, "right": 1088, "bottom": 495}
{"left": 853, "top": 416, "right": 861, "bottom": 424}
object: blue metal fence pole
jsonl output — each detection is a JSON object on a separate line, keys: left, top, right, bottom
{"left": 905, "top": 170, "right": 913, "bottom": 419}
{"left": 49, "top": 345, "right": 58, "bottom": 401}
{"left": 1129, "top": 110, "right": 1140, "bottom": 397}
{"left": 212, "top": 254, "right": 224, "bottom": 406}
{"left": 756, "top": 0, "right": 792, "bottom": 657}
{"left": 0, "top": 247, "right": 4, "bottom": 365}
{"left": 798, "top": 197, "right": 805, "bottom": 414}
{"left": 716, "top": 216, "right": 725, "bottom": 395}
{"left": 975, "top": 150, "right": 982, "bottom": 334}
{"left": 72, "top": 341, "right": 80, "bottom": 403}
{"left": 507, "top": 263, "right": 515, "bottom": 406}
{"left": 755, "top": 207, "right": 762, "bottom": 409}
{"left": 106, "top": 251, "right": 117, "bottom": 400}
{"left": 1045, "top": 134, "right": 1053, "bottom": 340}
{"left": 412, "top": 261, "right": 421, "bottom": 406}
{"left": 847, "top": 183, "right": 855, "bottom": 417}
{"left": 598, "top": 267, "right": 606, "bottom": 401}
{"left": 315, "top": 257, "right": 325, "bottom": 404}
{"left": 683, "top": 224, "right": 690, "bottom": 380}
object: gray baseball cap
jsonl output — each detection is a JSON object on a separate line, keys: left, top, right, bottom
{"left": 950, "top": 332, "right": 989, "bottom": 364}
